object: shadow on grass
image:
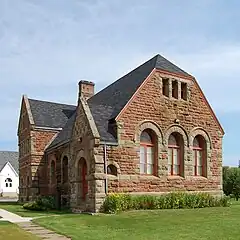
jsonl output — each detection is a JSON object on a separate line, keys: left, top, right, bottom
{"left": 0, "top": 202, "right": 72, "bottom": 216}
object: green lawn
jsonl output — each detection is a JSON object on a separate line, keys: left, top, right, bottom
{"left": 0, "top": 221, "right": 39, "bottom": 240}
{"left": 0, "top": 202, "right": 69, "bottom": 217}
{"left": 32, "top": 202, "right": 240, "bottom": 240}
{"left": 1, "top": 201, "right": 240, "bottom": 240}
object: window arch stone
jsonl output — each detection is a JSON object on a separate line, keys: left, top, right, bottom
{"left": 164, "top": 125, "right": 189, "bottom": 147}
{"left": 135, "top": 120, "right": 163, "bottom": 145}
{"left": 107, "top": 161, "right": 121, "bottom": 176}
{"left": 189, "top": 128, "right": 212, "bottom": 178}
{"left": 189, "top": 128, "right": 212, "bottom": 149}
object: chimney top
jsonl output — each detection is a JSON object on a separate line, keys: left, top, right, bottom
{"left": 78, "top": 80, "right": 95, "bottom": 86}
{"left": 78, "top": 80, "right": 95, "bottom": 101}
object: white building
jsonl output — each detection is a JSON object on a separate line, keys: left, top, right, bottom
{"left": 0, "top": 151, "right": 19, "bottom": 198}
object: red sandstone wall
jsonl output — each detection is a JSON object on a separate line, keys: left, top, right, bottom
{"left": 106, "top": 71, "right": 223, "bottom": 194}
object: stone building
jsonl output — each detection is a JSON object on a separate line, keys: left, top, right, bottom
{"left": 18, "top": 54, "right": 224, "bottom": 212}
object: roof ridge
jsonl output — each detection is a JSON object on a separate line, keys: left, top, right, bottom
{"left": 88, "top": 55, "right": 158, "bottom": 102}
{"left": 28, "top": 98, "right": 76, "bottom": 107}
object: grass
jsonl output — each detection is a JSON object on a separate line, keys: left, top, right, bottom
{"left": 0, "top": 221, "right": 39, "bottom": 240}
{"left": 31, "top": 201, "right": 240, "bottom": 240}
{"left": 0, "top": 202, "right": 70, "bottom": 217}
{"left": 1, "top": 201, "right": 240, "bottom": 240}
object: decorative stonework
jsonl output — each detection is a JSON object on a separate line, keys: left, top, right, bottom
{"left": 135, "top": 120, "right": 163, "bottom": 145}
{"left": 164, "top": 125, "right": 189, "bottom": 147}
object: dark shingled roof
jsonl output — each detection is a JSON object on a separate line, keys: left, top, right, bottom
{"left": 0, "top": 151, "right": 19, "bottom": 173}
{"left": 34, "top": 54, "right": 191, "bottom": 148}
{"left": 28, "top": 99, "right": 76, "bottom": 128}
{"left": 47, "top": 112, "right": 76, "bottom": 149}
{"left": 87, "top": 54, "right": 191, "bottom": 142}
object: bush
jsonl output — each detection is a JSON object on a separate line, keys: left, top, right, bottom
{"left": 23, "top": 196, "right": 56, "bottom": 211}
{"left": 223, "top": 167, "right": 240, "bottom": 201}
{"left": 102, "top": 192, "right": 230, "bottom": 214}
{"left": 23, "top": 202, "right": 44, "bottom": 211}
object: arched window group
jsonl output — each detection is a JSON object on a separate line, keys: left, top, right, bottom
{"left": 5, "top": 178, "right": 12, "bottom": 187}
{"left": 139, "top": 129, "right": 207, "bottom": 177}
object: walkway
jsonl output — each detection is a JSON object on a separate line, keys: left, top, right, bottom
{"left": 0, "top": 209, "right": 71, "bottom": 240}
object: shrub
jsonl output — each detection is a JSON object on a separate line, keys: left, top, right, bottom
{"left": 102, "top": 192, "right": 230, "bottom": 214}
{"left": 23, "top": 196, "right": 56, "bottom": 211}
{"left": 35, "top": 196, "right": 56, "bottom": 210}
{"left": 23, "top": 202, "right": 44, "bottom": 211}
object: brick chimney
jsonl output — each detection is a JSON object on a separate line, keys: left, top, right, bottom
{"left": 78, "top": 80, "right": 95, "bottom": 100}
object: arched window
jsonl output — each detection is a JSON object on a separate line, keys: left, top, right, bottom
{"left": 168, "top": 133, "right": 184, "bottom": 176}
{"left": 62, "top": 156, "right": 68, "bottom": 183}
{"left": 50, "top": 160, "right": 56, "bottom": 184}
{"left": 193, "top": 135, "right": 206, "bottom": 176}
{"left": 140, "top": 129, "right": 156, "bottom": 175}
{"left": 107, "top": 164, "right": 118, "bottom": 176}
{"left": 78, "top": 158, "right": 88, "bottom": 201}
{"left": 5, "top": 178, "right": 12, "bottom": 187}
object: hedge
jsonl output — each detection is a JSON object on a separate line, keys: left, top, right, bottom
{"left": 101, "top": 192, "right": 230, "bottom": 214}
{"left": 23, "top": 196, "right": 56, "bottom": 211}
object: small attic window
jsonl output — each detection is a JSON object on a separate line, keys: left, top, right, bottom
{"left": 162, "top": 78, "right": 169, "bottom": 97}
{"left": 172, "top": 80, "right": 178, "bottom": 99}
{"left": 181, "top": 82, "right": 187, "bottom": 100}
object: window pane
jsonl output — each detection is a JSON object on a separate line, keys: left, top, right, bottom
{"left": 168, "top": 165, "right": 172, "bottom": 174}
{"left": 197, "top": 151, "right": 202, "bottom": 166}
{"left": 140, "top": 131, "right": 152, "bottom": 144}
{"left": 168, "top": 134, "right": 177, "bottom": 146}
{"left": 147, "top": 164, "right": 153, "bottom": 174}
{"left": 140, "top": 163, "right": 145, "bottom": 174}
{"left": 147, "top": 147, "right": 153, "bottom": 164}
{"left": 198, "top": 166, "right": 202, "bottom": 176}
{"left": 193, "top": 137, "right": 200, "bottom": 148}
{"left": 168, "top": 148, "right": 172, "bottom": 164}
{"left": 173, "top": 149, "right": 178, "bottom": 164}
{"left": 140, "top": 146, "right": 145, "bottom": 164}
{"left": 174, "top": 165, "right": 179, "bottom": 175}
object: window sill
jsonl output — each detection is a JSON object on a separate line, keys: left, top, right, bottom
{"left": 139, "top": 175, "right": 159, "bottom": 180}
{"left": 107, "top": 174, "right": 118, "bottom": 180}
{"left": 167, "top": 175, "right": 184, "bottom": 180}
{"left": 189, "top": 176, "right": 208, "bottom": 180}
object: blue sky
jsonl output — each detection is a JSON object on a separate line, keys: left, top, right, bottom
{"left": 0, "top": 0, "right": 240, "bottom": 166}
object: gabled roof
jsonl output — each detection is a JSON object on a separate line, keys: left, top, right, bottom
{"left": 28, "top": 98, "right": 76, "bottom": 129}
{"left": 87, "top": 54, "right": 191, "bottom": 142}
{"left": 39, "top": 54, "right": 193, "bottom": 148}
{"left": 0, "top": 151, "right": 19, "bottom": 173}
{"left": 47, "top": 111, "right": 76, "bottom": 149}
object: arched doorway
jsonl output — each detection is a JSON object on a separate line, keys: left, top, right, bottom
{"left": 77, "top": 158, "right": 88, "bottom": 201}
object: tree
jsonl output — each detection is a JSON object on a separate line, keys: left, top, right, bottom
{"left": 223, "top": 166, "right": 240, "bottom": 201}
